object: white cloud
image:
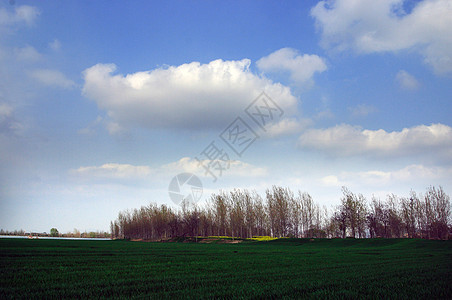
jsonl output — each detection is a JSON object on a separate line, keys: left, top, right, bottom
{"left": 72, "top": 163, "right": 152, "bottom": 180}
{"left": 348, "top": 104, "right": 378, "bottom": 117}
{"left": 298, "top": 123, "right": 452, "bottom": 158}
{"left": 311, "top": 0, "right": 452, "bottom": 74}
{"left": 71, "top": 157, "right": 267, "bottom": 183}
{"left": 395, "top": 70, "right": 420, "bottom": 90}
{"left": 336, "top": 164, "right": 452, "bottom": 187}
{"left": 263, "top": 118, "right": 310, "bottom": 138}
{"left": 345, "top": 170, "right": 391, "bottom": 187}
{"left": 0, "top": 5, "right": 39, "bottom": 27}
{"left": 82, "top": 59, "right": 298, "bottom": 130}
{"left": 162, "top": 157, "right": 267, "bottom": 178}
{"left": 321, "top": 175, "right": 341, "bottom": 187}
{"left": 161, "top": 157, "right": 203, "bottom": 174}
{"left": 13, "top": 5, "right": 39, "bottom": 25}
{"left": 390, "top": 164, "right": 442, "bottom": 181}
{"left": 15, "top": 45, "right": 42, "bottom": 62}
{"left": 29, "top": 69, "right": 75, "bottom": 89}
{"left": 226, "top": 160, "right": 268, "bottom": 177}
{"left": 256, "top": 48, "right": 327, "bottom": 85}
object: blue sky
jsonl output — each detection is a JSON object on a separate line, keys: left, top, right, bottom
{"left": 1, "top": 0, "right": 451, "bottom": 233}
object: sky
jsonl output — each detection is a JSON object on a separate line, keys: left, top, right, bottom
{"left": 1, "top": 0, "right": 451, "bottom": 233}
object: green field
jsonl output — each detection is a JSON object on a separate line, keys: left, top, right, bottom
{"left": 1, "top": 238, "right": 451, "bottom": 299}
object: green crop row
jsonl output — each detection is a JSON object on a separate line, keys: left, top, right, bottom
{"left": 0, "top": 238, "right": 451, "bottom": 299}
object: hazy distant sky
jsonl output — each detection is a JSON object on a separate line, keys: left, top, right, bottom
{"left": 1, "top": 0, "right": 451, "bottom": 233}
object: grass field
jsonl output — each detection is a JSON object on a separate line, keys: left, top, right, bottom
{"left": 1, "top": 238, "right": 451, "bottom": 299}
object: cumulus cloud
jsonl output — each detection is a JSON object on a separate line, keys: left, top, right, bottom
{"left": 390, "top": 164, "right": 445, "bottom": 182}
{"left": 0, "top": 5, "right": 39, "bottom": 27}
{"left": 395, "top": 70, "right": 420, "bottom": 90}
{"left": 311, "top": 0, "right": 452, "bottom": 74}
{"left": 29, "top": 69, "right": 75, "bottom": 89}
{"left": 82, "top": 59, "right": 298, "bottom": 130}
{"left": 298, "top": 123, "right": 452, "bottom": 158}
{"left": 263, "top": 118, "right": 311, "bottom": 138}
{"left": 256, "top": 48, "right": 327, "bottom": 85}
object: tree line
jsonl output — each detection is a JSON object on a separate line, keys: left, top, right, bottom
{"left": 110, "top": 185, "right": 451, "bottom": 240}
{"left": 0, "top": 229, "right": 110, "bottom": 238}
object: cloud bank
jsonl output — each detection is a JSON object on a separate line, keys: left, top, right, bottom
{"left": 311, "top": 0, "right": 452, "bottom": 74}
{"left": 299, "top": 123, "right": 452, "bottom": 158}
{"left": 82, "top": 59, "right": 298, "bottom": 131}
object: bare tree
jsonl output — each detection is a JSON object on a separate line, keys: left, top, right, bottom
{"left": 266, "top": 186, "right": 292, "bottom": 237}
{"left": 333, "top": 210, "right": 347, "bottom": 238}
{"left": 111, "top": 185, "right": 450, "bottom": 241}
{"left": 425, "top": 186, "right": 450, "bottom": 239}
{"left": 340, "top": 187, "right": 366, "bottom": 238}
{"left": 211, "top": 192, "right": 229, "bottom": 236}
{"left": 400, "top": 193, "right": 417, "bottom": 238}
{"left": 253, "top": 192, "right": 268, "bottom": 236}
{"left": 387, "top": 194, "right": 403, "bottom": 238}
{"left": 300, "top": 192, "right": 315, "bottom": 237}
{"left": 291, "top": 194, "right": 302, "bottom": 237}
{"left": 243, "top": 190, "right": 255, "bottom": 238}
